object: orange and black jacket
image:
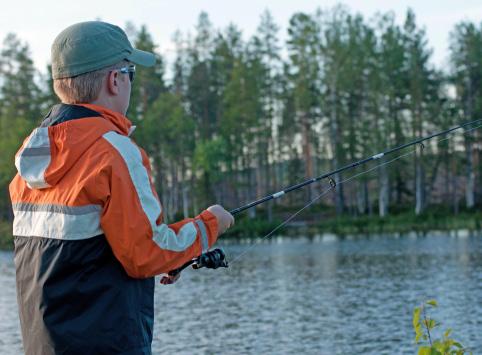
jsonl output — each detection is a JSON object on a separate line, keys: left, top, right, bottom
{"left": 9, "top": 103, "right": 219, "bottom": 354}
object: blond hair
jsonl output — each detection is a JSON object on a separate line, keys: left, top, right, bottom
{"left": 53, "top": 60, "right": 128, "bottom": 104}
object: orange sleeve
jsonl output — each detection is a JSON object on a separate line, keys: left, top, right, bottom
{"left": 98, "top": 132, "right": 219, "bottom": 278}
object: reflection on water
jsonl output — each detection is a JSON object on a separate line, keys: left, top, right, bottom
{"left": 0, "top": 250, "right": 21, "bottom": 353}
{"left": 1, "top": 233, "right": 482, "bottom": 354}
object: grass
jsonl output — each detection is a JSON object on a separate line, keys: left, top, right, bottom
{"left": 314, "top": 210, "right": 482, "bottom": 236}
{"left": 224, "top": 217, "right": 283, "bottom": 238}
{"left": 223, "top": 207, "right": 482, "bottom": 238}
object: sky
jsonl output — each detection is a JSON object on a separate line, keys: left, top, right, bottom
{"left": 1, "top": 0, "right": 481, "bottom": 75}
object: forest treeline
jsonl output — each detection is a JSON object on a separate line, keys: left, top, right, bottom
{"left": 1, "top": 6, "right": 482, "bottom": 224}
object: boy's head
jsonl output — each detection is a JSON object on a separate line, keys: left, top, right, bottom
{"left": 51, "top": 21, "right": 155, "bottom": 114}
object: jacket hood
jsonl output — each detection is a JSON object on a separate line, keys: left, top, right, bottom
{"left": 14, "top": 103, "right": 134, "bottom": 189}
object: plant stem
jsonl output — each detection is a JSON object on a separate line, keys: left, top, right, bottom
{"left": 422, "top": 305, "right": 433, "bottom": 346}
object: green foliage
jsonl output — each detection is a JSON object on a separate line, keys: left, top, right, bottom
{"left": 1, "top": 9, "right": 482, "bottom": 224}
{"left": 126, "top": 24, "right": 166, "bottom": 121}
{"left": 0, "top": 220, "right": 13, "bottom": 250}
{"left": 0, "top": 33, "right": 41, "bottom": 219}
{"left": 223, "top": 216, "right": 282, "bottom": 238}
{"left": 142, "top": 92, "right": 195, "bottom": 157}
{"left": 413, "top": 300, "right": 471, "bottom": 355}
{"left": 193, "top": 137, "right": 227, "bottom": 182}
{"left": 315, "top": 209, "right": 482, "bottom": 236}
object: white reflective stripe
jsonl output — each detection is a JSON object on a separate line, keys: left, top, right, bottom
{"left": 128, "top": 125, "right": 136, "bottom": 136}
{"left": 12, "top": 202, "right": 101, "bottom": 215}
{"left": 20, "top": 147, "right": 51, "bottom": 156}
{"left": 103, "top": 131, "right": 198, "bottom": 252}
{"left": 12, "top": 209, "right": 102, "bottom": 240}
{"left": 195, "top": 219, "right": 209, "bottom": 252}
{"left": 15, "top": 128, "right": 51, "bottom": 189}
{"left": 152, "top": 222, "right": 197, "bottom": 252}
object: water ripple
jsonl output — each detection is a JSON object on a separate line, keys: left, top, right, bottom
{"left": 1, "top": 234, "right": 481, "bottom": 354}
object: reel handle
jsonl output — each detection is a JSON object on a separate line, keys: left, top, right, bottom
{"left": 160, "top": 248, "right": 228, "bottom": 285}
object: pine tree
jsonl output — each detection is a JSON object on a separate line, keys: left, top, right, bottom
{"left": 143, "top": 92, "right": 195, "bottom": 219}
{"left": 403, "top": 9, "right": 439, "bottom": 215}
{"left": 285, "top": 12, "right": 321, "bottom": 202}
{"left": 449, "top": 21, "right": 482, "bottom": 209}
{"left": 127, "top": 25, "right": 166, "bottom": 123}
{"left": 376, "top": 13, "right": 408, "bottom": 216}
{"left": 0, "top": 34, "right": 42, "bottom": 219}
{"left": 342, "top": 13, "right": 378, "bottom": 215}
{"left": 318, "top": 6, "right": 352, "bottom": 214}
{"left": 248, "top": 10, "right": 282, "bottom": 219}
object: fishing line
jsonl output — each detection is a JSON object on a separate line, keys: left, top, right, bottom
{"left": 228, "top": 121, "right": 482, "bottom": 266}
{"left": 228, "top": 148, "right": 417, "bottom": 265}
{"left": 162, "top": 120, "right": 482, "bottom": 280}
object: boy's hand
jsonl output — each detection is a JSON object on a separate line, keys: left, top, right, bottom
{"left": 207, "top": 205, "right": 235, "bottom": 236}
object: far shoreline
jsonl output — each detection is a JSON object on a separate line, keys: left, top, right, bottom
{"left": 2, "top": 209, "right": 481, "bottom": 251}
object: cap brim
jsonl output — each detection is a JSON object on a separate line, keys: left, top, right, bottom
{"left": 127, "top": 48, "right": 156, "bottom": 67}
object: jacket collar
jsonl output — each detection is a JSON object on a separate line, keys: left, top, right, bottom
{"left": 41, "top": 103, "right": 133, "bottom": 137}
{"left": 78, "top": 104, "right": 133, "bottom": 136}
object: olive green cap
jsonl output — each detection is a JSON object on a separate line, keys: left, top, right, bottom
{"left": 51, "top": 21, "right": 155, "bottom": 79}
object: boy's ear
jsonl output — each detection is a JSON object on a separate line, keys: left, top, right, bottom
{"left": 106, "top": 70, "right": 120, "bottom": 95}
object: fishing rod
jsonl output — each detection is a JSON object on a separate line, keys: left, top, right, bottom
{"left": 229, "top": 118, "right": 482, "bottom": 215}
{"left": 160, "top": 118, "right": 482, "bottom": 284}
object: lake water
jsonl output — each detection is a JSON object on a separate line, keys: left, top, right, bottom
{"left": 1, "top": 232, "right": 482, "bottom": 354}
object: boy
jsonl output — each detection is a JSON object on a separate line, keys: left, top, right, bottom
{"left": 9, "top": 21, "right": 234, "bottom": 354}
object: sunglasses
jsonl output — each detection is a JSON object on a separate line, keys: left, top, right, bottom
{"left": 118, "top": 65, "right": 136, "bottom": 83}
